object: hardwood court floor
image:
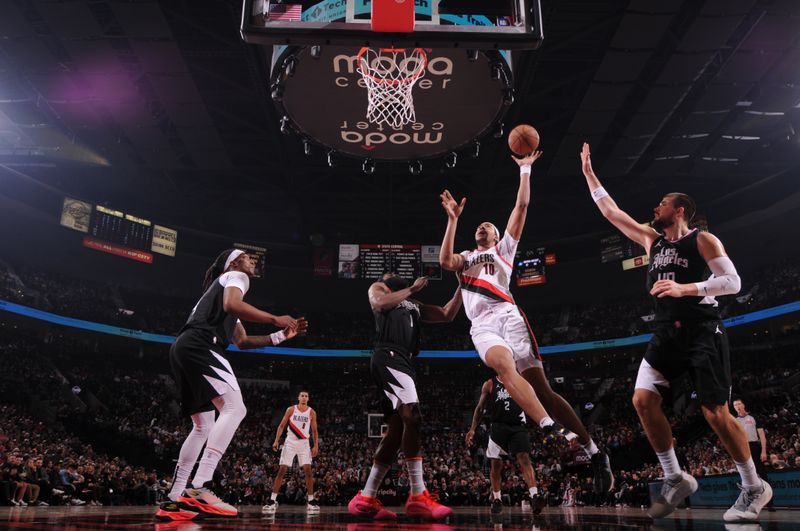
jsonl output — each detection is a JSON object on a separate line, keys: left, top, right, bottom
{"left": 0, "top": 505, "right": 796, "bottom": 530}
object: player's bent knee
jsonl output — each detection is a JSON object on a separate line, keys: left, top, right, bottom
{"left": 485, "top": 347, "right": 514, "bottom": 374}
{"left": 632, "top": 388, "right": 661, "bottom": 413}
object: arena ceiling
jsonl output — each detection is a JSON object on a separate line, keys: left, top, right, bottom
{"left": 1, "top": 0, "right": 799, "bottom": 250}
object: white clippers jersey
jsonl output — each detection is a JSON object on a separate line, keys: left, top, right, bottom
{"left": 458, "top": 231, "right": 519, "bottom": 320}
{"left": 286, "top": 405, "right": 312, "bottom": 441}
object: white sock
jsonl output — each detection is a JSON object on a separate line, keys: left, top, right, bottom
{"left": 735, "top": 458, "right": 760, "bottom": 490}
{"left": 581, "top": 439, "right": 600, "bottom": 457}
{"left": 493, "top": 490, "right": 502, "bottom": 500}
{"left": 363, "top": 462, "right": 390, "bottom": 498}
{"left": 655, "top": 448, "right": 682, "bottom": 481}
{"left": 307, "top": 494, "right": 314, "bottom": 502}
{"left": 529, "top": 487, "right": 538, "bottom": 497}
{"left": 169, "top": 411, "right": 214, "bottom": 500}
{"left": 191, "top": 391, "right": 247, "bottom": 488}
{"left": 407, "top": 458, "right": 426, "bottom": 495}
{"left": 271, "top": 492, "right": 278, "bottom": 501}
{"left": 192, "top": 447, "right": 222, "bottom": 488}
{"left": 539, "top": 417, "right": 555, "bottom": 428}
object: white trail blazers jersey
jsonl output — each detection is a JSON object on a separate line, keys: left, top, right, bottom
{"left": 286, "top": 405, "right": 312, "bottom": 441}
{"left": 458, "top": 231, "right": 519, "bottom": 320}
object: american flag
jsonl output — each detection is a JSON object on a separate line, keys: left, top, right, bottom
{"left": 268, "top": 3, "right": 303, "bottom": 22}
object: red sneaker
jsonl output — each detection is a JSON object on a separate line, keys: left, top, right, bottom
{"left": 155, "top": 500, "right": 203, "bottom": 522}
{"left": 348, "top": 491, "right": 397, "bottom": 520}
{"left": 405, "top": 490, "right": 453, "bottom": 520}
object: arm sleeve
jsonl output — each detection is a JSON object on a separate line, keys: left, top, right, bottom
{"left": 694, "top": 256, "right": 741, "bottom": 297}
{"left": 218, "top": 271, "right": 250, "bottom": 296}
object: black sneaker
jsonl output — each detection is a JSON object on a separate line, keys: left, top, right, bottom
{"left": 491, "top": 498, "right": 503, "bottom": 515}
{"left": 541, "top": 422, "right": 575, "bottom": 442}
{"left": 531, "top": 494, "right": 546, "bottom": 515}
{"left": 591, "top": 451, "right": 614, "bottom": 494}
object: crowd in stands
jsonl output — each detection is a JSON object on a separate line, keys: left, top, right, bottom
{"left": 1, "top": 322, "right": 798, "bottom": 508}
{"left": 1, "top": 257, "right": 798, "bottom": 349}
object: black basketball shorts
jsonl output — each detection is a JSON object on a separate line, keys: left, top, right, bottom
{"left": 636, "top": 320, "right": 731, "bottom": 406}
{"left": 370, "top": 348, "right": 419, "bottom": 419}
{"left": 487, "top": 423, "right": 531, "bottom": 459}
{"left": 169, "top": 330, "right": 240, "bottom": 417}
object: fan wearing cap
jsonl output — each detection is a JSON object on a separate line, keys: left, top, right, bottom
{"left": 157, "top": 249, "right": 307, "bottom": 522}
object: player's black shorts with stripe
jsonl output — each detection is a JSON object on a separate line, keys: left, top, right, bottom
{"left": 490, "top": 423, "right": 531, "bottom": 456}
{"left": 370, "top": 347, "right": 419, "bottom": 420}
{"left": 169, "top": 329, "right": 238, "bottom": 417}
{"left": 644, "top": 320, "right": 731, "bottom": 406}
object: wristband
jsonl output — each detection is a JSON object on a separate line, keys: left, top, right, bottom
{"left": 520, "top": 164, "right": 532, "bottom": 175}
{"left": 591, "top": 187, "right": 609, "bottom": 203}
{"left": 270, "top": 330, "right": 287, "bottom": 345}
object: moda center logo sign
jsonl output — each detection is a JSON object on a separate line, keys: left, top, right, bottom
{"left": 273, "top": 45, "right": 511, "bottom": 160}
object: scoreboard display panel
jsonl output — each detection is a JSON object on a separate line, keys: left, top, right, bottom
{"left": 359, "top": 244, "right": 421, "bottom": 280}
{"left": 89, "top": 206, "right": 153, "bottom": 252}
{"left": 338, "top": 244, "right": 440, "bottom": 280}
{"left": 515, "top": 247, "right": 549, "bottom": 286}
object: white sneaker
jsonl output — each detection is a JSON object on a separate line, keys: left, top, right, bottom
{"left": 52, "top": 489, "right": 64, "bottom": 496}
{"left": 18, "top": 500, "right": 28, "bottom": 507}
{"left": 307, "top": 498, "right": 320, "bottom": 513}
{"left": 37, "top": 501, "right": 50, "bottom": 507}
{"left": 648, "top": 472, "right": 698, "bottom": 519}
{"left": 70, "top": 499, "right": 86, "bottom": 506}
{"left": 723, "top": 481, "right": 773, "bottom": 522}
{"left": 262, "top": 499, "right": 278, "bottom": 514}
{"left": 521, "top": 499, "right": 531, "bottom": 511}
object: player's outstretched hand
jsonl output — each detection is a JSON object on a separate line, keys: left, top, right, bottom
{"left": 409, "top": 277, "right": 429, "bottom": 294}
{"left": 580, "top": 143, "right": 595, "bottom": 177}
{"left": 440, "top": 189, "right": 466, "bottom": 219}
{"left": 465, "top": 429, "right": 475, "bottom": 447}
{"left": 274, "top": 315, "right": 297, "bottom": 328}
{"left": 284, "top": 317, "right": 308, "bottom": 340}
{"left": 511, "top": 150, "right": 543, "bottom": 167}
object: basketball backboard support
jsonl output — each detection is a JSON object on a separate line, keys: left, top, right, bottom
{"left": 242, "top": 0, "right": 544, "bottom": 49}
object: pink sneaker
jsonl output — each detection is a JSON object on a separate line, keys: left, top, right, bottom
{"left": 348, "top": 491, "right": 397, "bottom": 520}
{"left": 405, "top": 490, "right": 452, "bottom": 520}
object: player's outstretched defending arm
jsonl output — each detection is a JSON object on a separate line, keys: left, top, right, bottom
{"left": 231, "top": 318, "right": 308, "bottom": 350}
{"left": 223, "top": 285, "right": 299, "bottom": 328}
{"left": 272, "top": 407, "right": 293, "bottom": 452}
{"left": 506, "top": 150, "right": 543, "bottom": 240}
{"left": 368, "top": 277, "right": 428, "bottom": 312}
{"left": 418, "top": 285, "right": 462, "bottom": 324}
{"left": 580, "top": 143, "right": 659, "bottom": 252}
{"left": 465, "top": 379, "right": 492, "bottom": 446}
{"left": 311, "top": 409, "right": 319, "bottom": 458}
{"left": 439, "top": 190, "right": 466, "bottom": 271}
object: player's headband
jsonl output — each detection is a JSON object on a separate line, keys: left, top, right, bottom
{"left": 224, "top": 249, "right": 246, "bottom": 271}
{"left": 488, "top": 223, "right": 500, "bottom": 243}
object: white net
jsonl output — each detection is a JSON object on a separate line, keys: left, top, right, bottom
{"left": 357, "top": 47, "right": 427, "bottom": 129}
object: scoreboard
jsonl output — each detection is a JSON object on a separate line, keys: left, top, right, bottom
{"left": 515, "top": 247, "right": 554, "bottom": 286}
{"left": 338, "top": 244, "right": 441, "bottom": 280}
{"left": 600, "top": 233, "right": 646, "bottom": 269}
{"left": 90, "top": 206, "right": 153, "bottom": 252}
{"left": 60, "top": 197, "right": 177, "bottom": 264}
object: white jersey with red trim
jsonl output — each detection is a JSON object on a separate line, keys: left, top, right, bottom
{"left": 286, "top": 405, "right": 312, "bottom": 441}
{"left": 458, "top": 231, "right": 519, "bottom": 321}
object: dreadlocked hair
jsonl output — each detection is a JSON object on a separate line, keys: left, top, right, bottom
{"left": 202, "top": 248, "right": 236, "bottom": 293}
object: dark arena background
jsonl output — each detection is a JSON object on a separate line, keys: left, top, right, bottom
{"left": 1, "top": 1, "right": 800, "bottom": 530}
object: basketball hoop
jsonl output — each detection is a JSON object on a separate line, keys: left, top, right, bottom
{"left": 357, "top": 47, "right": 427, "bottom": 129}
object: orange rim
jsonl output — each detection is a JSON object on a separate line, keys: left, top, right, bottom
{"left": 357, "top": 47, "right": 428, "bottom": 86}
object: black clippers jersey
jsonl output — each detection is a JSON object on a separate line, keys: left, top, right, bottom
{"left": 489, "top": 376, "right": 526, "bottom": 426}
{"left": 180, "top": 272, "right": 248, "bottom": 348}
{"left": 373, "top": 299, "right": 421, "bottom": 357}
{"left": 646, "top": 229, "right": 720, "bottom": 322}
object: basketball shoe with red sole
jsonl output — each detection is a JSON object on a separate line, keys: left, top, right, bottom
{"left": 348, "top": 491, "right": 397, "bottom": 520}
{"left": 155, "top": 500, "right": 203, "bottom": 522}
{"left": 405, "top": 490, "right": 452, "bottom": 520}
{"left": 177, "top": 484, "right": 237, "bottom": 517}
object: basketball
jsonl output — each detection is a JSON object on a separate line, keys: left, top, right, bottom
{"left": 508, "top": 124, "right": 540, "bottom": 156}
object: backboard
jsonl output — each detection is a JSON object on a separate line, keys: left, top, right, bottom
{"left": 242, "top": 0, "right": 544, "bottom": 50}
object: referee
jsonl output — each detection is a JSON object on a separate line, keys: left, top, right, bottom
{"left": 733, "top": 398, "right": 774, "bottom": 510}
